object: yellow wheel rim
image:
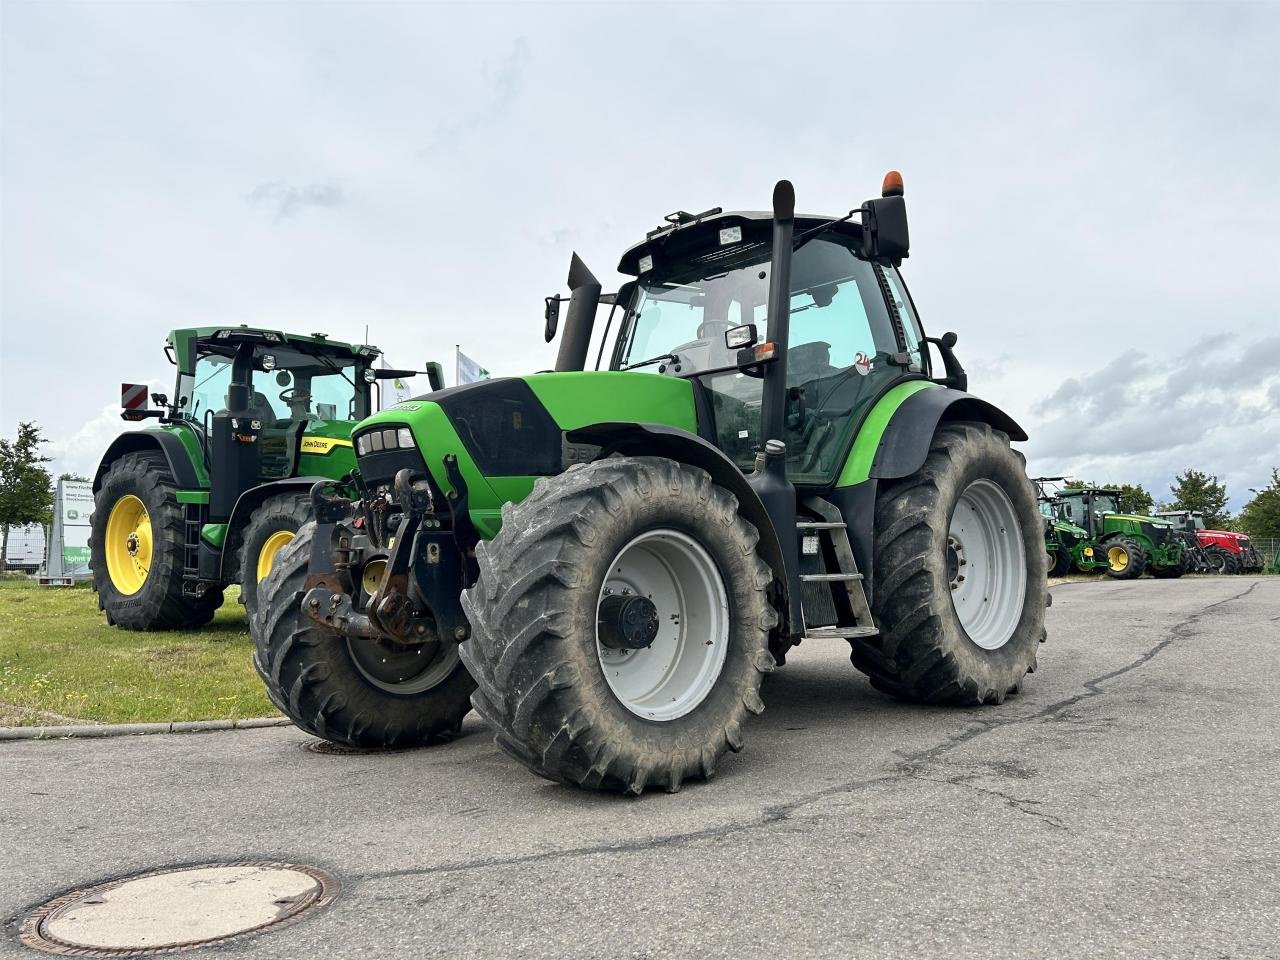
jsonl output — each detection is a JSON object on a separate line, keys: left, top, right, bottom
{"left": 1108, "top": 546, "right": 1128, "bottom": 571}
{"left": 104, "top": 495, "right": 153, "bottom": 595}
{"left": 361, "top": 558, "right": 387, "bottom": 596}
{"left": 257, "top": 530, "right": 295, "bottom": 582}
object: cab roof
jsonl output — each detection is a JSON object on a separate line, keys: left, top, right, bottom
{"left": 166, "top": 326, "right": 379, "bottom": 376}
{"left": 617, "top": 209, "right": 864, "bottom": 277}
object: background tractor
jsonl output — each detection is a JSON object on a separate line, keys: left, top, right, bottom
{"left": 90, "top": 326, "right": 430, "bottom": 629}
{"left": 1033, "top": 477, "right": 1107, "bottom": 576}
{"left": 1057, "top": 487, "right": 1184, "bottom": 579}
{"left": 255, "top": 175, "right": 1047, "bottom": 794}
{"left": 1156, "top": 510, "right": 1262, "bottom": 574}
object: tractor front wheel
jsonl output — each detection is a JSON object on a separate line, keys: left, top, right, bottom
{"left": 1048, "top": 543, "right": 1073, "bottom": 577}
{"left": 460, "top": 456, "right": 777, "bottom": 795}
{"left": 850, "top": 422, "right": 1046, "bottom": 706}
{"left": 90, "top": 453, "right": 223, "bottom": 630}
{"left": 237, "top": 493, "right": 311, "bottom": 621}
{"left": 252, "top": 522, "right": 475, "bottom": 748}
{"left": 1103, "top": 538, "right": 1146, "bottom": 580}
{"left": 1205, "top": 546, "right": 1239, "bottom": 575}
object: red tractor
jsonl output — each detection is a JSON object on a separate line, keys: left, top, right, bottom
{"left": 1155, "top": 511, "right": 1264, "bottom": 574}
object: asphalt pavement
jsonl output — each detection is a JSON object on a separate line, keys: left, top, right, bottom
{"left": 3, "top": 576, "right": 1277, "bottom": 959}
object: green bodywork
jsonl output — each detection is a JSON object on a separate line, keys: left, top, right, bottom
{"left": 356, "top": 371, "right": 937, "bottom": 540}
{"left": 1040, "top": 504, "right": 1107, "bottom": 572}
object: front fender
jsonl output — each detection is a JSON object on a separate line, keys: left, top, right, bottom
{"left": 868, "top": 386, "right": 1028, "bottom": 482}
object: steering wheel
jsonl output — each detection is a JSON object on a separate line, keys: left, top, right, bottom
{"left": 279, "top": 387, "right": 299, "bottom": 404}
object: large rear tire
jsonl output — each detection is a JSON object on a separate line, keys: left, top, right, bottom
{"left": 459, "top": 456, "right": 777, "bottom": 795}
{"left": 237, "top": 493, "right": 311, "bottom": 622}
{"left": 849, "top": 422, "right": 1046, "bottom": 706}
{"left": 90, "top": 453, "right": 223, "bottom": 630}
{"left": 1102, "top": 538, "right": 1146, "bottom": 580}
{"left": 252, "top": 522, "right": 475, "bottom": 748}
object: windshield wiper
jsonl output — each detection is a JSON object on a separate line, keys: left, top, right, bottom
{"left": 622, "top": 352, "right": 681, "bottom": 372}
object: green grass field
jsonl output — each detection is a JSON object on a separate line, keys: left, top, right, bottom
{"left": 0, "top": 579, "right": 277, "bottom": 726}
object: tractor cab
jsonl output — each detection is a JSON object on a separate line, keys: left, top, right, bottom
{"left": 1155, "top": 510, "right": 1206, "bottom": 533}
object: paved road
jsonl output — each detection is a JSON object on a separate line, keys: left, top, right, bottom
{"left": 3, "top": 577, "right": 1278, "bottom": 959}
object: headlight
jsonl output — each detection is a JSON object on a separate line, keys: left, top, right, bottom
{"left": 397, "top": 427, "right": 414, "bottom": 448}
{"left": 261, "top": 354, "right": 276, "bottom": 371}
{"left": 363, "top": 368, "right": 377, "bottom": 383}
{"left": 357, "top": 434, "right": 371, "bottom": 455}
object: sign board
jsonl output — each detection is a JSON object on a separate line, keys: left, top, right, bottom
{"left": 455, "top": 347, "right": 490, "bottom": 386}
{"left": 44, "top": 480, "right": 94, "bottom": 581}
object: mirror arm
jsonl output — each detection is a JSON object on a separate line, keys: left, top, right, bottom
{"left": 924, "top": 333, "right": 968, "bottom": 391}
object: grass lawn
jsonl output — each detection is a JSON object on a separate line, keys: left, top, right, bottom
{"left": 0, "top": 579, "right": 277, "bottom": 726}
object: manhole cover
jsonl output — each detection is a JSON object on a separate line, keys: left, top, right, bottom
{"left": 301, "top": 739, "right": 408, "bottom": 756}
{"left": 20, "top": 861, "right": 337, "bottom": 957}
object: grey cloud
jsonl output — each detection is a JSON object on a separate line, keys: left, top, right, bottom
{"left": 420, "top": 37, "right": 530, "bottom": 154}
{"left": 246, "top": 180, "right": 344, "bottom": 222}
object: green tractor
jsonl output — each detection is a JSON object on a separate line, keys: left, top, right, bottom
{"left": 1056, "top": 487, "right": 1185, "bottom": 579}
{"left": 255, "top": 175, "right": 1048, "bottom": 794}
{"left": 89, "top": 326, "right": 429, "bottom": 629}
{"left": 1033, "top": 477, "right": 1107, "bottom": 576}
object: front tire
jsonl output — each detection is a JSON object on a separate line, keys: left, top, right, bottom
{"left": 1103, "top": 538, "right": 1145, "bottom": 580}
{"left": 1205, "top": 545, "right": 1235, "bottom": 575}
{"left": 237, "top": 493, "right": 311, "bottom": 622}
{"left": 1048, "top": 543, "right": 1073, "bottom": 577}
{"left": 90, "top": 453, "right": 223, "bottom": 630}
{"left": 460, "top": 456, "right": 777, "bottom": 795}
{"left": 252, "top": 521, "right": 475, "bottom": 748}
{"left": 849, "top": 422, "right": 1046, "bottom": 706}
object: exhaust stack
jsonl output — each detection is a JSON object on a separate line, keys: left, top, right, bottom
{"left": 554, "top": 253, "right": 601, "bottom": 372}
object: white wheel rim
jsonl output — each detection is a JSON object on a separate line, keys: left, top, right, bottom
{"left": 596, "top": 529, "right": 729, "bottom": 721}
{"left": 947, "top": 480, "right": 1027, "bottom": 651}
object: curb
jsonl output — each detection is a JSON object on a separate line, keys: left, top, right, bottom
{"left": 0, "top": 716, "right": 291, "bottom": 742}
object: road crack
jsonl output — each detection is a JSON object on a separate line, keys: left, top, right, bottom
{"left": 349, "top": 580, "right": 1262, "bottom": 884}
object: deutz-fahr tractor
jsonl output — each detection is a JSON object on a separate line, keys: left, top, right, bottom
{"left": 255, "top": 175, "right": 1047, "bottom": 795}
{"left": 1155, "top": 510, "right": 1263, "bottom": 574}
{"left": 1056, "top": 487, "right": 1184, "bottom": 579}
{"left": 1033, "top": 477, "right": 1107, "bottom": 576}
{"left": 90, "top": 326, "right": 430, "bottom": 630}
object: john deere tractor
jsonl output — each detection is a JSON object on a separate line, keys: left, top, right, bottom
{"left": 89, "top": 326, "right": 429, "bottom": 629}
{"left": 255, "top": 175, "right": 1047, "bottom": 794}
{"left": 1034, "top": 477, "right": 1107, "bottom": 576}
{"left": 1056, "top": 487, "right": 1185, "bottom": 579}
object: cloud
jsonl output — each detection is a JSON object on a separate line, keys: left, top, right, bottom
{"left": 45, "top": 380, "right": 169, "bottom": 480}
{"left": 420, "top": 36, "right": 531, "bottom": 153}
{"left": 1023, "top": 337, "right": 1280, "bottom": 509}
{"left": 246, "top": 180, "right": 344, "bottom": 221}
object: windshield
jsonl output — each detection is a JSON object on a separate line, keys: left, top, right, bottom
{"left": 178, "top": 346, "right": 365, "bottom": 423}
{"left": 614, "top": 236, "right": 904, "bottom": 483}
{"left": 1094, "top": 494, "right": 1120, "bottom": 514}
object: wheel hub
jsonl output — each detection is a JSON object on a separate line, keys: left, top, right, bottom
{"left": 597, "top": 592, "right": 659, "bottom": 650}
{"left": 126, "top": 533, "right": 140, "bottom": 557}
{"left": 947, "top": 480, "right": 1027, "bottom": 651}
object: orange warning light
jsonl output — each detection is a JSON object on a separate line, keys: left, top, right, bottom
{"left": 882, "top": 171, "right": 904, "bottom": 198}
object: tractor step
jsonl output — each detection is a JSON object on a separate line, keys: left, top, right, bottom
{"left": 804, "top": 625, "right": 880, "bottom": 640}
{"left": 800, "top": 572, "right": 864, "bottom": 582}
{"left": 796, "top": 521, "right": 846, "bottom": 530}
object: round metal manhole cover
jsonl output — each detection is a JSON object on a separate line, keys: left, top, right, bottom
{"left": 20, "top": 861, "right": 338, "bottom": 957}
{"left": 301, "top": 738, "right": 408, "bottom": 756}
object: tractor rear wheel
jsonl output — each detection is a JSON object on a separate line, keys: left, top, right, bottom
{"left": 849, "top": 422, "right": 1045, "bottom": 706}
{"left": 1103, "top": 538, "right": 1145, "bottom": 580}
{"left": 237, "top": 493, "right": 311, "bottom": 621}
{"left": 90, "top": 453, "right": 223, "bottom": 630}
{"left": 252, "top": 522, "right": 475, "bottom": 748}
{"left": 459, "top": 456, "right": 777, "bottom": 795}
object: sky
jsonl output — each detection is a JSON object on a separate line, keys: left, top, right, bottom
{"left": 2, "top": 1, "right": 1278, "bottom": 510}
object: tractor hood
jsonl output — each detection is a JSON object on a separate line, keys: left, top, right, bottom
{"left": 1052, "top": 519, "right": 1088, "bottom": 537}
{"left": 1107, "top": 513, "right": 1169, "bottom": 527}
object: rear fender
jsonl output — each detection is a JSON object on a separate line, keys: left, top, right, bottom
{"left": 567, "top": 421, "right": 798, "bottom": 638}
{"left": 219, "top": 477, "right": 333, "bottom": 579}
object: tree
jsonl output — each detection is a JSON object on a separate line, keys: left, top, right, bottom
{"left": 58, "top": 472, "right": 90, "bottom": 483}
{"left": 0, "top": 422, "right": 54, "bottom": 572}
{"left": 1114, "top": 483, "right": 1154, "bottom": 516}
{"left": 1168, "top": 468, "right": 1232, "bottom": 529}
{"left": 1238, "top": 469, "right": 1280, "bottom": 540}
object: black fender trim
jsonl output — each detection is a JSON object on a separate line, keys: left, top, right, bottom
{"left": 218, "top": 477, "right": 331, "bottom": 579}
{"left": 870, "top": 388, "right": 1028, "bottom": 481}
{"left": 567, "top": 421, "right": 799, "bottom": 637}
{"left": 94, "top": 430, "right": 203, "bottom": 491}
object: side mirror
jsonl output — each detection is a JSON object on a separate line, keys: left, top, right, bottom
{"left": 725, "top": 323, "right": 758, "bottom": 350}
{"left": 860, "top": 195, "right": 909, "bottom": 261}
{"left": 544, "top": 296, "right": 561, "bottom": 343}
{"left": 424, "top": 362, "right": 445, "bottom": 392}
